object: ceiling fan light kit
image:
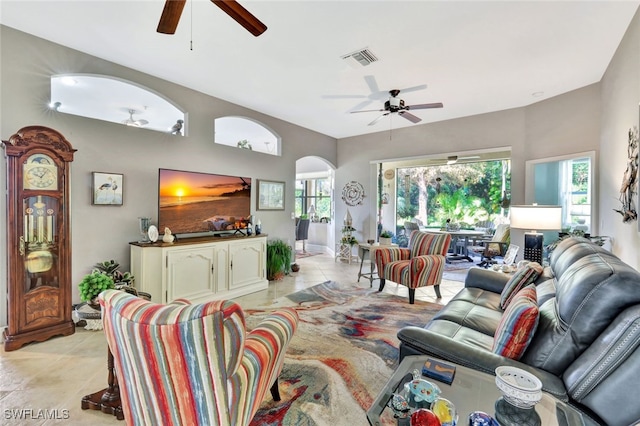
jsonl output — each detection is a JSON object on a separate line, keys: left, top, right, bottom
{"left": 351, "top": 87, "right": 443, "bottom": 127}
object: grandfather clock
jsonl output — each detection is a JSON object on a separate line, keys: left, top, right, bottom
{"left": 3, "top": 126, "right": 76, "bottom": 351}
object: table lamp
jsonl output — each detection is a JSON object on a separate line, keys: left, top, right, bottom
{"left": 510, "top": 205, "right": 562, "bottom": 264}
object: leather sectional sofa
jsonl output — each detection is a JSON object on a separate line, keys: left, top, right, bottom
{"left": 397, "top": 237, "right": 640, "bottom": 425}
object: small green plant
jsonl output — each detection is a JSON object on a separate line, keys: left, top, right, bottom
{"left": 93, "top": 259, "right": 134, "bottom": 286}
{"left": 79, "top": 271, "right": 115, "bottom": 303}
{"left": 236, "top": 139, "right": 253, "bottom": 150}
{"left": 266, "top": 239, "right": 292, "bottom": 280}
{"left": 341, "top": 235, "right": 358, "bottom": 245}
{"left": 380, "top": 230, "right": 393, "bottom": 238}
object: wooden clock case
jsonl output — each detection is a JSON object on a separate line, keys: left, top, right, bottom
{"left": 2, "top": 126, "right": 76, "bottom": 351}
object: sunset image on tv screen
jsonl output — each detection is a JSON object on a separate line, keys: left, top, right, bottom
{"left": 158, "top": 169, "right": 251, "bottom": 235}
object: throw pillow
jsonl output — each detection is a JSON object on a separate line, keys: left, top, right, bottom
{"left": 500, "top": 262, "right": 543, "bottom": 309}
{"left": 492, "top": 284, "right": 539, "bottom": 360}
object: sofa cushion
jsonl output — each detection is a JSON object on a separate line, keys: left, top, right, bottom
{"left": 492, "top": 285, "right": 539, "bottom": 360}
{"left": 522, "top": 240, "right": 640, "bottom": 375}
{"left": 500, "top": 262, "right": 543, "bottom": 309}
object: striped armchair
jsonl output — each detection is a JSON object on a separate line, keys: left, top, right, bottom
{"left": 99, "top": 290, "right": 299, "bottom": 426}
{"left": 375, "top": 231, "right": 452, "bottom": 304}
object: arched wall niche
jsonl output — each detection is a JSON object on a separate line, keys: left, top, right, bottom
{"left": 214, "top": 116, "right": 281, "bottom": 155}
{"left": 50, "top": 74, "right": 186, "bottom": 135}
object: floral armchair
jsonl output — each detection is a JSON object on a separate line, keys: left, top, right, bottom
{"left": 99, "top": 290, "right": 299, "bottom": 426}
{"left": 375, "top": 231, "right": 452, "bottom": 304}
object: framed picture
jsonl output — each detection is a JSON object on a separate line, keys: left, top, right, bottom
{"left": 257, "top": 179, "right": 285, "bottom": 210}
{"left": 503, "top": 244, "right": 519, "bottom": 266}
{"left": 92, "top": 172, "right": 123, "bottom": 206}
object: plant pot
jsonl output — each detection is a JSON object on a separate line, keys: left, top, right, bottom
{"left": 379, "top": 237, "right": 392, "bottom": 245}
{"left": 270, "top": 271, "right": 285, "bottom": 281}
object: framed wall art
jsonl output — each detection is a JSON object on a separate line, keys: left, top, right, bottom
{"left": 257, "top": 179, "right": 285, "bottom": 210}
{"left": 92, "top": 172, "right": 123, "bottom": 206}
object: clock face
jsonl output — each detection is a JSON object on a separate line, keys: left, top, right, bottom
{"left": 23, "top": 154, "right": 58, "bottom": 190}
{"left": 384, "top": 169, "right": 395, "bottom": 180}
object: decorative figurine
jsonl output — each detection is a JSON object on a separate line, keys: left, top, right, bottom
{"left": 163, "top": 227, "right": 175, "bottom": 243}
{"left": 405, "top": 369, "right": 441, "bottom": 405}
{"left": 431, "top": 398, "right": 457, "bottom": 426}
{"left": 388, "top": 393, "right": 411, "bottom": 419}
{"left": 410, "top": 408, "right": 442, "bottom": 426}
{"left": 468, "top": 411, "right": 499, "bottom": 426}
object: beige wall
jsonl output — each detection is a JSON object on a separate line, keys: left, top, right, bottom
{"left": 1, "top": 6, "right": 639, "bottom": 326}
{"left": 0, "top": 26, "right": 337, "bottom": 322}
{"left": 335, "top": 84, "right": 602, "bottom": 247}
{"left": 600, "top": 9, "right": 640, "bottom": 267}
{"left": 334, "top": 7, "right": 639, "bottom": 268}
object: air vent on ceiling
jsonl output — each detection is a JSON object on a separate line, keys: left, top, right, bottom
{"left": 341, "top": 48, "right": 379, "bottom": 67}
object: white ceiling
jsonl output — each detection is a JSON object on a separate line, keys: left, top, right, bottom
{"left": 1, "top": 1, "right": 638, "bottom": 139}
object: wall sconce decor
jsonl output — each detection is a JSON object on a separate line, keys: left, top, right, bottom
{"left": 342, "top": 181, "right": 365, "bottom": 206}
{"left": 614, "top": 126, "right": 638, "bottom": 223}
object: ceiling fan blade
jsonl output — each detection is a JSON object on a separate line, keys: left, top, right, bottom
{"left": 407, "top": 102, "right": 444, "bottom": 110}
{"left": 364, "top": 75, "right": 381, "bottom": 95}
{"left": 351, "top": 108, "right": 384, "bottom": 114}
{"left": 350, "top": 99, "right": 376, "bottom": 111}
{"left": 368, "top": 113, "right": 389, "bottom": 126}
{"left": 211, "top": 0, "right": 267, "bottom": 36}
{"left": 322, "top": 94, "right": 368, "bottom": 99}
{"left": 399, "top": 111, "right": 422, "bottom": 124}
{"left": 157, "top": 0, "right": 186, "bottom": 34}
{"left": 399, "top": 84, "right": 428, "bottom": 94}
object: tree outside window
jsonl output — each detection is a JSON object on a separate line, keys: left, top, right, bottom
{"left": 396, "top": 160, "right": 511, "bottom": 232}
{"left": 295, "top": 178, "right": 332, "bottom": 221}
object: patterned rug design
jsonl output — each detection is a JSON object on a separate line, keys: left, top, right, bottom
{"left": 246, "top": 281, "right": 443, "bottom": 426}
{"left": 443, "top": 256, "right": 481, "bottom": 282}
{"left": 295, "top": 250, "right": 323, "bottom": 259}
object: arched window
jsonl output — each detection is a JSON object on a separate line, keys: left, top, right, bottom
{"left": 50, "top": 74, "right": 186, "bottom": 135}
{"left": 214, "top": 116, "right": 280, "bottom": 155}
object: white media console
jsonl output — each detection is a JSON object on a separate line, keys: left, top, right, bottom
{"left": 130, "top": 234, "right": 267, "bottom": 304}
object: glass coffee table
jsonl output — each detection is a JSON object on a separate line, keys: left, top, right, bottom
{"left": 366, "top": 355, "right": 600, "bottom": 426}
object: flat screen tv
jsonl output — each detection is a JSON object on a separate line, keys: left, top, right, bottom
{"left": 158, "top": 168, "right": 252, "bottom": 236}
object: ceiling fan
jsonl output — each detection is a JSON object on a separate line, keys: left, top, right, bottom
{"left": 351, "top": 89, "right": 443, "bottom": 126}
{"left": 425, "top": 155, "right": 481, "bottom": 165}
{"left": 444, "top": 155, "right": 480, "bottom": 165}
{"left": 157, "top": 0, "right": 267, "bottom": 36}
{"left": 122, "top": 109, "right": 149, "bottom": 127}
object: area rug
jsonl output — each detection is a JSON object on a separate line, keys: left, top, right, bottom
{"left": 443, "top": 257, "right": 480, "bottom": 282}
{"left": 295, "top": 250, "right": 322, "bottom": 259}
{"left": 245, "top": 281, "right": 444, "bottom": 426}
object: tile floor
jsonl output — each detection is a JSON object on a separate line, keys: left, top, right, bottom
{"left": 0, "top": 249, "right": 466, "bottom": 425}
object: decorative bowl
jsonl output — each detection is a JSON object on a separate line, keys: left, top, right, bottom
{"left": 494, "top": 366, "right": 542, "bottom": 409}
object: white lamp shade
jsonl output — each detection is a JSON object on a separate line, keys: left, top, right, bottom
{"left": 510, "top": 205, "right": 562, "bottom": 231}
{"left": 307, "top": 204, "right": 316, "bottom": 215}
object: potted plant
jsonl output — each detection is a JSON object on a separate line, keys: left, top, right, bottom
{"left": 93, "top": 259, "right": 134, "bottom": 287}
{"left": 380, "top": 230, "right": 393, "bottom": 245}
{"left": 266, "top": 239, "right": 292, "bottom": 280}
{"left": 78, "top": 271, "right": 115, "bottom": 308}
{"left": 341, "top": 235, "right": 358, "bottom": 246}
